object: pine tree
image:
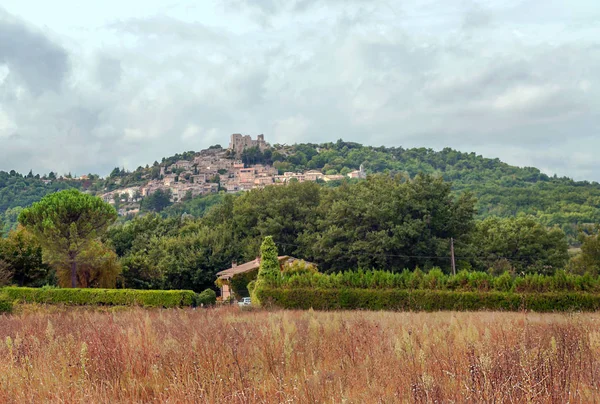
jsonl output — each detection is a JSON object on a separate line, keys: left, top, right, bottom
{"left": 258, "top": 236, "right": 280, "bottom": 282}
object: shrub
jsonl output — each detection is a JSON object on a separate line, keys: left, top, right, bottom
{"left": 282, "top": 259, "right": 318, "bottom": 277}
{"left": 197, "top": 288, "right": 217, "bottom": 306}
{"left": 256, "top": 288, "right": 600, "bottom": 312}
{"left": 493, "top": 271, "right": 513, "bottom": 292}
{"left": 1, "top": 287, "right": 196, "bottom": 308}
{"left": 0, "top": 293, "right": 12, "bottom": 314}
{"left": 267, "top": 268, "right": 600, "bottom": 294}
{"left": 422, "top": 268, "right": 446, "bottom": 290}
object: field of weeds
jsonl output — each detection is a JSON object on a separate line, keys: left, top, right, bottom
{"left": 1, "top": 306, "right": 600, "bottom": 403}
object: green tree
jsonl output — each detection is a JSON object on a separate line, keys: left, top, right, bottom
{"left": 470, "top": 216, "right": 569, "bottom": 275}
{"left": 302, "top": 174, "right": 476, "bottom": 273}
{"left": 19, "top": 189, "right": 118, "bottom": 288}
{"left": 570, "top": 228, "right": 600, "bottom": 275}
{"left": 0, "top": 227, "right": 52, "bottom": 287}
{"left": 258, "top": 236, "right": 280, "bottom": 281}
{"left": 141, "top": 189, "right": 172, "bottom": 212}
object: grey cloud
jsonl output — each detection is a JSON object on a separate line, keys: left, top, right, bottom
{"left": 95, "top": 55, "right": 122, "bottom": 89}
{"left": 226, "top": 0, "right": 370, "bottom": 19}
{"left": 109, "top": 16, "right": 225, "bottom": 43}
{"left": 462, "top": 4, "right": 493, "bottom": 30}
{"left": 0, "top": 8, "right": 69, "bottom": 94}
{"left": 1, "top": 2, "right": 600, "bottom": 182}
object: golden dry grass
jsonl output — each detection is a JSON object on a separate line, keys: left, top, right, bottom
{"left": 1, "top": 306, "right": 600, "bottom": 403}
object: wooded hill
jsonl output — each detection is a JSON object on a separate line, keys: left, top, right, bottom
{"left": 2, "top": 140, "right": 600, "bottom": 243}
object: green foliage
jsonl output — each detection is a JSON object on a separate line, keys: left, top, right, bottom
{"left": 0, "top": 293, "right": 12, "bottom": 313}
{"left": 267, "top": 268, "right": 600, "bottom": 293}
{"left": 258, "top": 236, "right": 280, "bottom": 280}
{"left": 141, "top": 189, "right": 172, "bottom": 213}
{"left": 106, "top": 214, "right": 236, "bottom": 292}
{"left": 1, "top": 287, "right": 196, "bottom": 307}
{"left": 247, "top": 280, "right": 257, "bottom": 302}
{"left": 1, "top": 206, "right": 23, "bottom": 236}
{"left": 465, "top": 216, "right": 569, "bottom": 274}
{"left": 19, "top": 189, "right": 118, "bottom": 288}
{"left": 268, "top": 141, "right": 600, "bottom": 245}
{"left": 569, "top": 228, "right": 600, "bottom": 275}
{"left": 0, "top": 227, "right": 53, "bottom": 287}
{"left": 256, "top": 287, "right": 600, "bottom": 312}
{"left": 282, "top": 260, "right": 318, "bottom": 277}
{"left": 196, "top": 175, "right": 476, "bottom": 274}
{"left": 4, "top": 140, "right": 600, "bottom": 250}
{"left": 161, "top": 193, "right": 225, "bottom": 218}
{"left": 197, "top": 288, "right": 217, "bottom": 305}
{"left": 0, "top": 171, "right": 84, "bottom": 220}
{"left": 229, "top": 268, "right": 259, "bottom": 299}
{"left": 300, "top": 174, "right": 476, "bottom": 272}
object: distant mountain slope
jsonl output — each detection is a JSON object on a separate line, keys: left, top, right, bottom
{"left": 2, "top": 140, "right": 599, "bottom": 243}
{"left": 269, "top": 141, "right": 600, "bottom": 241}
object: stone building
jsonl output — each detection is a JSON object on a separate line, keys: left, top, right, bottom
{"left": 229, "top": 133, "right": 268, "bottom": 156}
{"left": 347, "top": 164, "right": 367, "bottom": 179}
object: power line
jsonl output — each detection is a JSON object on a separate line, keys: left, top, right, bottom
{"left": 272, "top": 241, "right": 557, "bottom": 264}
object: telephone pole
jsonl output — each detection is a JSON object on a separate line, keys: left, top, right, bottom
{"left": 450, "top": 237, "right": 456, "bottom": 276}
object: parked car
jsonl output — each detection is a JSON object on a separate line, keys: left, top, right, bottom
{"left": 238, "top": 297, "right": 252, "bottom": 306}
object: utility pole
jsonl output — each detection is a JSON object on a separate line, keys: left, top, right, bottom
{"left": 450, "top": 237, "right": 456, "bottom": 276}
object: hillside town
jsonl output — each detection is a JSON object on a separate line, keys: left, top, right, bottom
{"left": 101, "top": 134, "right": 366, "bottom": 215}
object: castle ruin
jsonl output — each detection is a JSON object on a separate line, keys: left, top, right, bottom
{"left": 229, "top": 134, "right": 269, "bottom": 157}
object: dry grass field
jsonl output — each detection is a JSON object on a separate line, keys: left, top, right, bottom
{"left": 1, "top": 306, "right": 600, "bottom": 403}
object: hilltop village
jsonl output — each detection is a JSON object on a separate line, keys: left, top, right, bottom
{"left": 101, "top": 134, "right": 366, "bottom": 215}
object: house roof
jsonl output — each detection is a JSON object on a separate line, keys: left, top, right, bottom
{"left": 216, "top": 256, "right": 290, "bottom": 279}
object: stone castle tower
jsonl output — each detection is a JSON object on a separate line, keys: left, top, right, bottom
{"left": 229, "top": 134, "right": 268, "bottom": 157}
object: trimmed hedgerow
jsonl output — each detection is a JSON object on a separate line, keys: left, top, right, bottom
{"left": 270, "top": 269, "right": 600, "bottom": 294}
{"left": 0, "top": 293, "right": 12, "bottom": 314}
{"left": 255, "top": 287, "right": 600, "bottom": 312}
{"left": 1, "top": 287, "right": 197, "bottom": 308}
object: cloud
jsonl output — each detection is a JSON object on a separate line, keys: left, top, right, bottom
{"left": 108, "top": 15, "right": 225, "bottom": 43}
{"left": 0, "top": 1, "right": 599, "bottom": 182}
{"left": 0, "top": 8, "right": 70, "bottom": 95}
{"left": 95, "top": 54, "right": 122, "bottom": 89}
{"left": 462, "top": 4, "right": 493, "bottom": 30}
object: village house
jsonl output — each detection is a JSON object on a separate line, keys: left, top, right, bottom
{"left": 254, "top": 176, "right": 274, "bottom": 186}
{"left": 274, "top": 172, "right": 306, "bottom": 183}
{"left": 173, "top": 160, "right": 193, "bottom": 170}
{"left": 224, "top": 183, "right": 239, "bottom": 193}
{"left": 347, "top": 164, "right": 367, "bottom": 179}
{"left": 216, "top": 256, "right": 312, "bottom": 300}
{"left": 304, "top": 170, "right": 324, "bottom": 181}
{"left": 163, "top": 174, "right": 177, "bottom": 186}
{"left": 100, "top": 134, "right": 368, "bottom": 217}
{"left": 191, "top": 173, "right": 207, "bottom": 184}
{"left": 323, "top": 174, "right": 346, "bottom": 182}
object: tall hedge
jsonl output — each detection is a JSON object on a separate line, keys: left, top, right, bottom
{"left": 256, "top": 287, "right": 600, "bottom": 312}
{"left": 270, "top": 269, "right": 600, "bottom": 293}
{"left": 1, "top": 287, "right": 197, "bottom": 308}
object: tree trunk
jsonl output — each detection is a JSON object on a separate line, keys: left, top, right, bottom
{"left": 71, "top": 259, "right": 77, "bottom": 288}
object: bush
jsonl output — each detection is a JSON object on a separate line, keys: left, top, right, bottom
{"left": 0, "top": 293, "right": 12, "bottom": 314}
{"left": 256, "top": 287, "right": 600, "bottom": 312}
{"left": 197, "top": 288, "right": 217, "bottom": 306}
{"left": 1, "top": 287, "right": 196, "bottom": 308}
{"left": 270, "top": 268, "right": 600, "bottom": 294}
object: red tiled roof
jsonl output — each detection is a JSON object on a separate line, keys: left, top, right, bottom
{"left": 216, "top": 256, "right": 290, "bottom": 279}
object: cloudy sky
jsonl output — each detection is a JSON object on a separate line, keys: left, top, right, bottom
{"left": 0, "top": 1, "right": 599, "bottom": 180}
